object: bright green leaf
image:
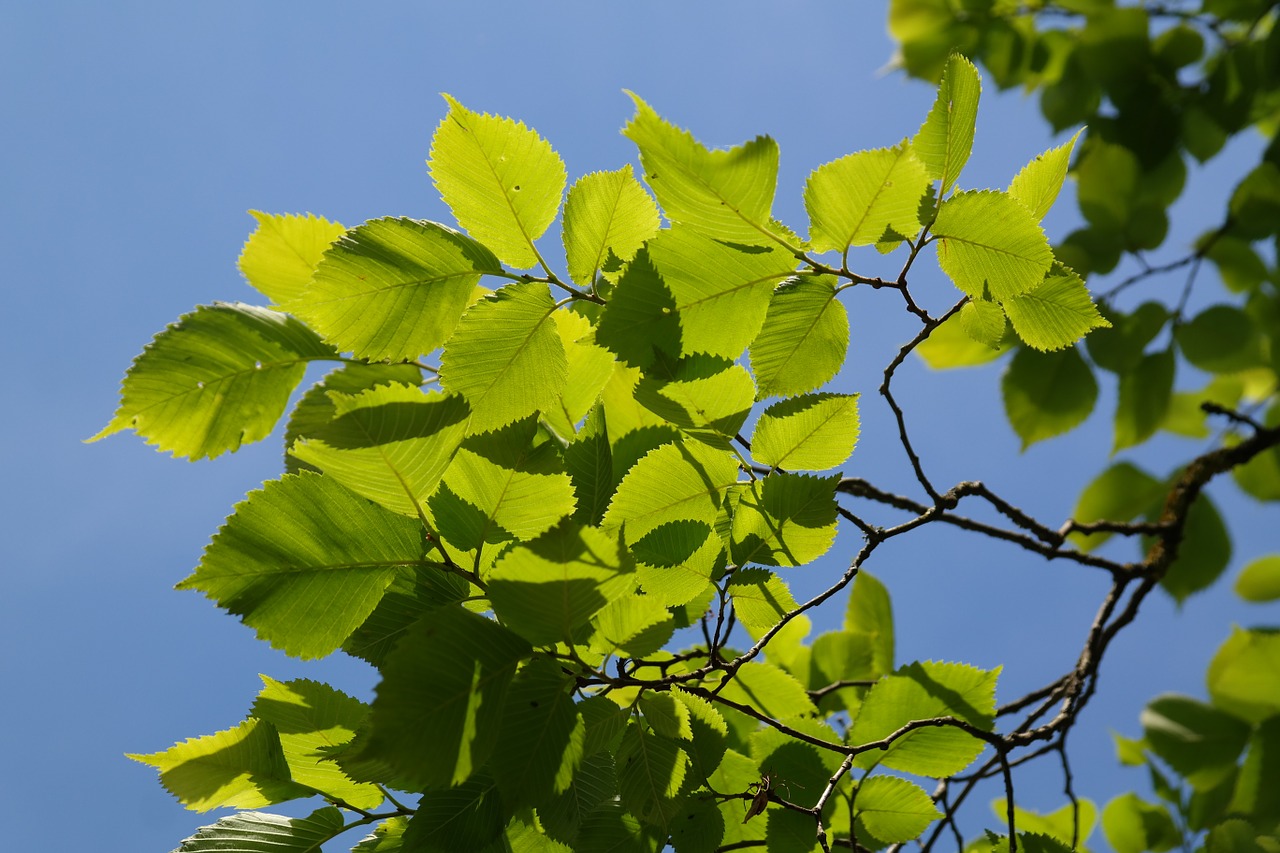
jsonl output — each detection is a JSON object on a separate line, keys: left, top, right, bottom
{"left": 934, "top": 190, "right": 1054, "bottom": 300}
{"left": 617, "top": 722, "right": 691, "bottom": 830}
{"left": 846, "top": 570, "right": 895, "bottom": 675}
{"left": 730, "top": 473, "right": 839, "bottom": 567}
{"left": 91, "top": 303, "right": 336, "bottom": 460}
{"left": 590, "top": 594, "right": 676, "bottom": 658}
{"left": 958, "top": 299, "right": 1007, "bottom": 349}
{"left": 439, "top": 283, "right": 568, "bottom": 434}
{"left": 1207, "top": 626, "right": 1280, "bottom": 724}
{"left": 1235, "top": 555, "right": 1280, "bottom": 602}
{"left": 1002, "top": 345, "right": 1097, "bottom": 449}
{"left": 913, "top": 53, "right": 982, "bottom": 197}
{"left": 752, "top": 393, "right": 860, "bottom": 471}
{"left": 1101, "top": 793, "right": 1180, "bottom": 853}
{"left": 177, "top": 472, "right": 425, "bottom": 659}
{"left": 805, "top": 142, "right": 931, "bottom": 251}
{"left": 713, "top": 661, "right": 815, "bottom": 722}
{"left": 995, "top": 799, "right": 1098, "bottom": 849}
{"left": 129, "top": 718, "right": 307, "bottom": 812}
{"left": 729, "top": 568, "right": 799, "bottom": 639}
{"left": 289, "top": 217, "right": 502, "bottom": 362}
{"left": 1002, "top": 263, "right": 1111, "bottom": 352}
{"left": 635, "top": 357, "right": 756, "bottom": 442}
{"left": 238, "top": 211, "right": 345, "bottom": 305}
{"left": 1069, "top": 462, "right": 1163, "bottom": 552}
{"left": 488, "top": 522, "right": 635, "bottom": 645}
{"left": 916, "top": 309, "right": 1011, "bottom": 369}
{"left": 430, "top": 94, "right": 566, "bottom": 268}
{"left": 849, "top": 660, "right": 999, "bottom": 777}
{"left": 1141, "top": 694, "right": 1250, "bottom": 790}
{"left": 749, "top": 275, "right": 849, "bottom": 399}
{"left": 563, "top": 166, "right": 660, "bottom": 286}
{"left": 544, "top": 309, "right": 616, "bottom": 438}
{"left": 1113, "top": 349, "right": 1175, "bottom": 453}
{"left": 603, "top": 440, "right": 740, "bottom": 543}
{"left": 633, "top": 520, "right": 721, "bottom": 608}
{"left": 290, "top": 384, "right": 469, "bottom": 516}
{"left": 855, "top": 775, "right": 941, "bottom": 843}
{"left": 623, "top": 93, "right": 782, "bottom": 244}
{"left": 1008, "top": 130, "right": 1083, "bottom": 222}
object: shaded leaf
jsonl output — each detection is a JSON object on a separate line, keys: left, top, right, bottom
{"left": 494, "top": 658, "right": 585, "bottom": 807}
{"left": 1113, "top": 349, "right": 1175, "bottom": 453}
{"left": 730, "top": 473, "right": 839, "bottom": 567}
{"left": 171, "top": 808, "right": 345, "bottom": 853}
{"left": 1001, "top": 345, "right": 1097, "bottom": 449}
{"left": 1235, "top": 555, "right": 1280, "bottom": 602}
{"left": 1207, "top": 626, "right": 1280, "bottom": 724}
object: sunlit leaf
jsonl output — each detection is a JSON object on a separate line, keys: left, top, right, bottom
{"left": 617, "top": 722, "right": 691, "bottom": 830}
{"left": 1101, "top": 793, "right": 1180, "bottom": 853}
{"left": 430, "top": 94, "right": 566, "bottom": 268}
{"left": 544, "top": 309, "right": 616, "bottom": 438}
{"left": 1008, "top": 130, "right": 1083, "bottom": 222}
{"left": 916, "top": 310, "right": 1011, "bottom": 369}
{"left": 729, "top": 568, "right": 799, "bottom": 638}
{"left": 238, "top": 211, "right": 345, "bottom": 305}
{"left": 933, "top": 190, "right": 1054, "bottom": 300}
{"left": 563, "top": 167, "right": 660, "bottom": 286}
{"left": 751, "top": 393, "right": 859, "bottom": 471}
{"left": 603, "top": 441, "right": 740, "bottom": 542}
{"left": 749, "top": 276, "right": 848, "bottom": 399}
{"left": 805, "top": 142, "right": 930, "bottom": 251}
{"left": 730, "top": 473, "right": 839, "bottom": 567}
{"left": 1235, "top": 555, "right": 1280, "bottom": 602}
{"left": 1002, "top": 264, "right": 1110, "bottom": 352}
{"left": 912, "top": 53, "right": 982, "bottom": 197}
{"left": 854, "top": 775, "right": 941, "bottom": 843}
{"left": 1207, "top": 626, "right": 1280, "bottom": 724}
{"left": 91, "top": 303, "right": 336, "bottom": 460}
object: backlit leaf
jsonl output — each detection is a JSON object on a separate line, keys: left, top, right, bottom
{"left": 916, "top": 310, "right": 1010, "bottom": 369}
{"left": 958, "top": 299, "right": 1007, "bottom": 349}
{"left": 178, "top": 472, "right": 426, "bottom": 659}
{"left": 430, "top": 94, "right": 566, "bottom": 268}
{"left": 1207, "top": 626, "right": 1280, "bottom": 724}
{"left": 594, "top": 248, "right": 682, "bottom": 369}
{"left": 933, "top": 190, "right": 1054, "bottom": 300}
{"left": 439, "top": 283, "right": 568, "bottom": 434}
{"left": 1008, "top": 130, "right": 1082, "bottom": 222}
{"left": 1140, "top": 694, "right": 1250, "bottom": 790}
{"left": 749, "top": 276, "right": 849, "bottom": 399}
{"left": 854, "top": 775, "right": 941, "bottom": 843}
{"left": 846, "top": 570, "right": 895, "bottom": 675}
{"left": 1001, "top": 345, "right": 1097, "bottom": 449}
{"left": 344, "top": 606, "right": 531, "bottom": 790}
{"left": 617, "top": 722, "right": 691, "bottom": 830}
{"left": 805, "top": 142, "right": 931, "bottom": 251}
{"left": 1235, "top": 555, "right": 1280, "bottom": 602}
{"left": 1159, "top": 492, "right": 1230, "bottom": 603}
{"left": 730, "top": 473, "right": 839, "bottom": 567}
{"left": 171, "top": 808, "right": 345, "bottom": 853}
{"left": 91, "top": 303, "right": 336, "bottom": 460}
{"left": 1069, "top": 462, "right": 1163, "bottom": 552}
{"left": 494, "top": 658, "right": 585, "bottom": 807}
{"left": 289, "top": 217, "right": 501, "bottom": 362}
{"left": 563, "top": 167, "right": 660, "bottom": 286}
{"left": 713, "top": 661, "right": 815, "bottom": 722}
{"left": 603, "top": 441, "right": 740, "bottom": 542}
{"left": 624, "top": 93, "right": 782, "bottom": 244}
{"left": 912, "top": 53, "right": 982, "bottom": 197}
{"left": 635, "top": 357, "right": 756, "bottom": 442}
{"left": 729, "top": 568, "right": 799, "bottom": 638}
{"left": 1002, "top": 264, "right": 1110, "bottom": 352}
{"left": 238, "top": 211, "right": 345, "bottom": 305}
{"left": 1101, "top": 793, "right": 1180, "bottom": 853}
{"left": 544, "top": 309, "right": 616, "bottom": 437}
{"left": 751, "top": 393, "right": 860, "bottom": 471}
{"left": 590, "top": 594, "right": 676, "bottom": 658}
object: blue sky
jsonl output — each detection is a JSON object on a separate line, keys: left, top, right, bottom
{"left": 3, "top": 3, "right": 1274, "bottom": 850}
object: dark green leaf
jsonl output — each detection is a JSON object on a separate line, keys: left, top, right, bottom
{"left": 1141, "top": 694, "right": 1251, "bottom": 790}
{"left": 494, "top": 658, "right": 585, "bottom": 808}
{"left": 1113, "top": 349, "right": 1175, "bottom": 453}
{"left": 1001, "top": 346, "right": 1098, "bottom": 449}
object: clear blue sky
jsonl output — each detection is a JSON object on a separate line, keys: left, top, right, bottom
{"left": 2, "top": 3, "right": 1273, "bottom": 850}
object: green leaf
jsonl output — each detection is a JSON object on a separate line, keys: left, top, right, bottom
{"left": 1141, "top": 694, "right": 1251, "bottom": 790}
{"left": 728, "top": 568, "right": 799, "bottom": 639}
{"left": 284, "top": 362, "right": 424, "bottom": 474}
{"left": 849, "top": 660, "right": 999, "bottom": 777}
{"left": 434, "top": 419, "right": 577, "bottom": 551}
{"left": 1207, "top": 626, "right": 1280, "bottom": 724}
{"left": 671, "top": 688, "right": 730, "bottom": 782}
{"left": 1002, "top": 263, "right": 1111, "bottom": 352}
{"left": 855, "top": 776, "right": 941, "bottom": 843}
{"left": 1008, "top": 130, "right": 1083, "bottom": 222}
{"left": 1206, "top": 819, "right": 1269, "bottom": 853}
{"left": 238, "top": 211, "right": 345, "bottom": 305}
{"left": 1112, "top": 731, "right": 1148, "bottom": 767}
{"left": 1086, "top": 302, "right": 1170, "bottom": 374}
{"left": 913, "top": 53, "right": 982, "bottom": 197}
{"left": 1159, "top": 492, "right": 1231, "bottom": 603}
{"left": 751, "top": 393, "right": 860, "bottom": 471}
{"left": 1101, "top": 793, "right": 1180, "bottom": 853}
{"left": 488, "top": 522, "right": 635, "bottom": 645}
{"left": 129, "top": 718, "right": 307, "bottom": 812}
{"left": 171, "top": 808, "right": 345, "bottom": 853}
{"left": 670, "top": 795, "right": 727, "bottom": 853}
{"left": 640, "top": 692, "right": 694, "bottom": 741}
{"left": 344, "top": 606, "right": 531, "bottom": 790}
{"left": 646, "top": 226, "right": 796, "bottom": 360}
{"left": 563, "top": 167, "right": 660, "bottom": 287}
{"left": 494, "top": 658, "right": 585, "bottom": 808}
{"left": 352, "top": 816, "right": 408, "bottom": 852}
{"left": 617, "top": 722, "right": 691, "bottom": 830}
{"left": 846, "top": 571, "right": 895, "bottom": 676}
{"left": 635, "top": 357, "right": 756, "bottom": 442}
{"left": 429, "top": 94, "right": 566, "bottom": 268}
{"left": 1175, "top": 304, "right": 1267, "bottom": 373}
{"left": 289, "top": 384, "right": 470, "bottom": 516}
{"left": 748, "top": 276, "right": 849, "bottom": 399}
{"left": 91, "top": 303, "right": 336, "bottom": 460}
{"left": 1001, "top": 345, "right": 1098, "bottom": 449}
{"left": 403, "top": 771, "right": 510, "bottom": 852}
{"left": 958, "top": 299, "right": 1007, "bottom": 349}
{"left": 594, "top": 248, "right": 682, "bottom": 369}
{"left": 713, "top": 661, "right": 815, "bottom": 722}
{"left": 804, "top": 142, "right": 931, "bottom": 251}
{"left": 289, "top": 217, "right": 502, "bottom": 362}
{"left": 623, "top": 93, "right": 782, "bottom": 244}
{"left": 1113, "top": 349, "right": 1175, "bottom": 453}
{"left": 916, "top": 309, "right": 1010, "bottom": 369}
{"left": 1235, "top": 555, "right": 1280, "bottom": 602}
{"left": 811, "top": 631, "right": 876, "bottom": 710}
{"left": 565, "top": 409, "right": 614, "bottom": 526}
{"left": 933, "top": 190, "right": 1054, "bottom": 300}
{"left": 730, "top": 473, "right": 839, "bottom": 567}
{"left": 589, "top": 594, "right": 676, "bottom": 658}
{"left": 1231, "top": 717, "right": 1280, "bottom": 829}
{"left": 439, "top": 283, "right": 568, "bottom": 434}
{"left": 177, "top": 472, "right": 425, "bottom": 659}
{"left": 995, "top": 800, "right": 1098, "bottom": 849}
{"left": 767, "top": 807, "right": 824, "bottom": 853}
{"left": 540, "top": 750, "right": 619, "bottom": 845}
{"left": 342, "top": 568, "right": 472, "bottom": 667}
{"left": 544, "top": 309, "right": 616, "bottom": 438}
{"left": 603, "top": 441, "right": 740, "bottom": 543}
{"left": 632, "top": 520, "right": 721, "bottom": 608}
{"left": 250, "top": 676, "right": 382, "bottom": 809}
{"left": 1069, "top": 462, "right": 1163, "bottom": 552}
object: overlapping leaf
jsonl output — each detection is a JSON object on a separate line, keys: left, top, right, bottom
{"left": 288, "top": 217, "right": 502, "bottom": 361}
{"left": 854, "top": 776, "right": 941, "bottom": 844}
{"left": 617, "top": 722, "right": 691, "bottom": 830}
{"left": 170, "top": 808, "right": 345, "bottom": 853}
{"left": 290, "top": 384, "right": 469, "bottom": 516}
{"left": 635, "top": 357, "right": 756, "bottom": 442}
{"left": 805, "top": 142, "right": 931, "bottom": 251}
{"left": 1001, "top": 345, "right": 1097, "bottom": 449}
{"left": 603, "top": 441, "right": 740, "bottom": 542}
{"left": 624, "top": 93, "right": 783, "bottom": 244}
{"left": 730, "top": 473, "right": 839, "bottom": 567}
{"left": 344, "top": 606, "right": 531, "bottom": 790}
{"left": 430, "top": 94, "right": 566, "bottom": 268}
{"left": 544, "top": 309, "right": 616, "bottom": 437}
{"left": 1002, "top": 264, "right": 1110, "bottom": 352}
{"left": 933, "top": 191, "right": 1054, "bottom": 300}
{"left": 238, "top": 211, "right": 345, "bottom": 304}
{"left": 749, "top": 276, "right": 848, "bottom": 399}
{"left": 178, "top": 472, "right": 426, "bottom": 659}
{"left": 563, "top": 166, "right": 660, "bottom": 286}
{"left": 439, "top": 283, "right": 568, "bottom": 433}
{"left": 493, "top": 659, "right": 585, "bottom": 807}
{"left": 403, "top": 771, "right": 510, "bottom": 852}
{"left": 751, "top": 393, "right": 860, "bottom": 471}
{"left": 1008, "top": 131, "right": 1083, "bottom": 223}
{"left": 91, "top": 303, "right": 336, "bottom": 460}
{"left": 912, "top": 53, "right": 981, "bottom": 197}
{"left": 729, "top": 568, "right": 799, "bottom": 638}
